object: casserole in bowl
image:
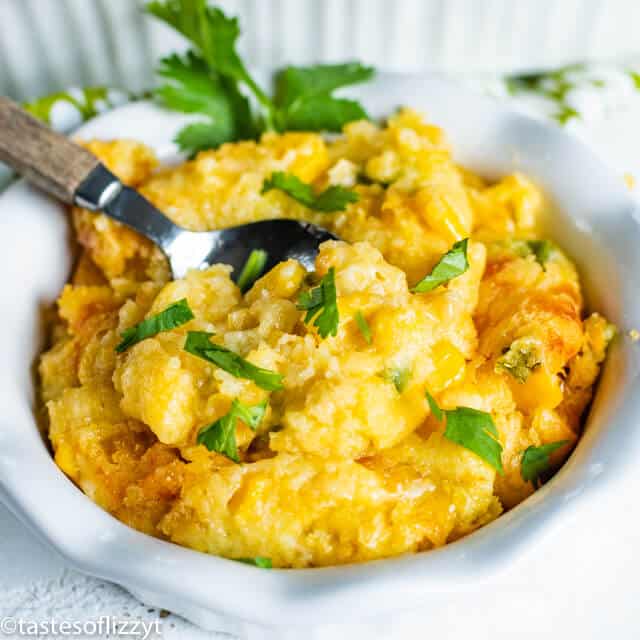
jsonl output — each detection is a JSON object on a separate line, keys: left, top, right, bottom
{"left": 1, "top": 73, "right": 639, "bottom": 631}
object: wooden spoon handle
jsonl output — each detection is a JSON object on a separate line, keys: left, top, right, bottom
{"left": 0, "top": 96, "right": 100, "bottom": 204}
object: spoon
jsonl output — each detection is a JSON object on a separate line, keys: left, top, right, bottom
{"left": 0, "top": 97, "right": 336, "bottom": 278}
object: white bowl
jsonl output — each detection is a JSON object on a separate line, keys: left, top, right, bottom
{"left": 1, "top": 73, "right": 640, "bottom": 634}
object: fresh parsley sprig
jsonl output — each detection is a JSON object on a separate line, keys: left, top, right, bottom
{"left": 426, "top": 391, "right": 504, "bottom": 474}
{"left": 197, "top": 398, "right": 267, "bottom": 462}
{"left": 412, "top": 239, "right": 469, "bottom": 293}
{"left": 116, "top": 298, "right": 194, "bottom": 353}
{"left": 262, "top": 172, "right": 359, "bottom": 212}
{"left": 297, "top": 268, "right": 339, "bottom": 338}
{"left": 237, "top": 249, "right": 268, "bottom": 292}
{"left": 184, "top": 331, "right": 284, "bottom": 390}
{"left": 521, "top": 441, "right": 568, "bottom": 486}
{"left": 146, "top": 1, "right": 374, "bottom": 155}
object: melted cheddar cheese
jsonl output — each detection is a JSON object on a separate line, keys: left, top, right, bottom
{"left": 39, "top": 109, "right": 613, "bottom": 567}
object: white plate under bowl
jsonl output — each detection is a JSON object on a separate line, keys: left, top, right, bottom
{"left": 1, "top": 73, "right": 639, "bottom": 634}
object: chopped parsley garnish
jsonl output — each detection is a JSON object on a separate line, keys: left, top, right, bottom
{"left": 426, "top": 390, "right": 443, "bottom": 421}
{"left": 146, "top": 1, "right": 374, "bottom": 155}
{"left": 354, "top": 311, "right": 372, "bottom": 344}
{"left": 184, "top": 331, "right": 284, "bottom": 391}
{"left": 412, "top": 239, "right": 469, "bottom": 293}
{"left": 495, "top": 338, "right": 542, "bottom": 383}
{"left": 235, "top": 556, "right": 273, "bottom": 568}
{"left": 115, "top": 298, "right": 194, "bottom": 353}
{"left": 237, "top": 249, "right": 268, "bottom": 292}
{"left": 521, "top": 441, "right": 568, "bottom": 486}
{"left": 197, "top": 398, "right": 267, "bottom": 462}
{"left": 262, "top": 172, "right": 359, "bottom": 212}
{"left": 526, "top": 240, "right": 554, "bottom": 268}
{"left": 512, "top": 239, "right": 555, "bottom": 269}
{"left": 383, "top": 367, "right": 411, "bottom": 392}
{"left": 426, "top": 391, "right": 504, "bottom": 474}
{"left": 297, "top": 268, "right": 339, "bottom": 338}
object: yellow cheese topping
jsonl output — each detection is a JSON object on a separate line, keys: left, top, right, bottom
{"left": 40, "top": 109, "right": 613, "bottom": 567}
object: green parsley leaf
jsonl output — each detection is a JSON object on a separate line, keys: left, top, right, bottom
{"left": 511, "top": 239, "right": 556, "bottom": 270}
{"left": 274, "top": 63, "right": 374, "bottom": 132}
{"left": 146, "top": 1, "right": 260, "bottom": 97}
{"left": 495, "top": 338, "right": 542, "bottom": 383}
{"left": 192, "top": 4, "right": 271, "bottom": 115}
{"left": 147, "top": 0, "right": 273, "bottom": 132}
{"left": 184, "top": 331, "right": 284, "bottom": 390}
{"left": 155, "top": 52, "right": 237, "bottom": 153}
{"left": 116, "top": 299, "right": 194, "bottom": 353}
{"left": 427, "top": 391, "right": 504, "bottom": 474}
{"left": 172, "top": 121, "right": 229, "bottom": 156}
{"left": 197, "top": 398, "right": 267, "bottom": 462}
{"left": 444, "top": 408, "right": 504, "bottom": 474}
{"left": 354, "top": 311, "right": 372, "bottom": 344}
{"left": 526, "top": 240, "right": 554, "bottom": 268}
{"left": 282, "top": 95, "right": 368, "bottom": 132}
{"left": 146, "top": 2, "right": 374, "bottom": 148}
{"left": 554, "top": 105, "right": 579, "bottom": 125}
{"left": 235, "top": 557, "right": 273, "bottom": 568}
{"left": 412, "top": 239, "right": 470, "bottom": 293}
{"left": 146, "top": 0, "right": 205, "bottom": 44}
{"left": 297, "top": 268, "right": 339, "bottom": 338}
{"left": 382, "top": 367, "right": 411, "bottom": 392}
{"left": 425, "top": 390, "right": 443, "bottom": 421}
{"left": 24, "top": 87, "right": 117, "bottom": 123}
{"left": 237, "top": 249, "right": 268, "bottom": 293}
{"left": 230, "top": 398, "right": 267, "bottom": 430}
{"left": 154, "top": 50, "right": 256, "bottom": 155}
{"left": 274, "top": 63, "right": 374, "bottom": 109}
{"left": 521, "top": 441, "right": 568, "bottom": 486}
{"left": 262, "top": 172, "right": 359, "bottom": 212}
{"left": 197, "top": 409, "right": 237, "bottom": 461}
